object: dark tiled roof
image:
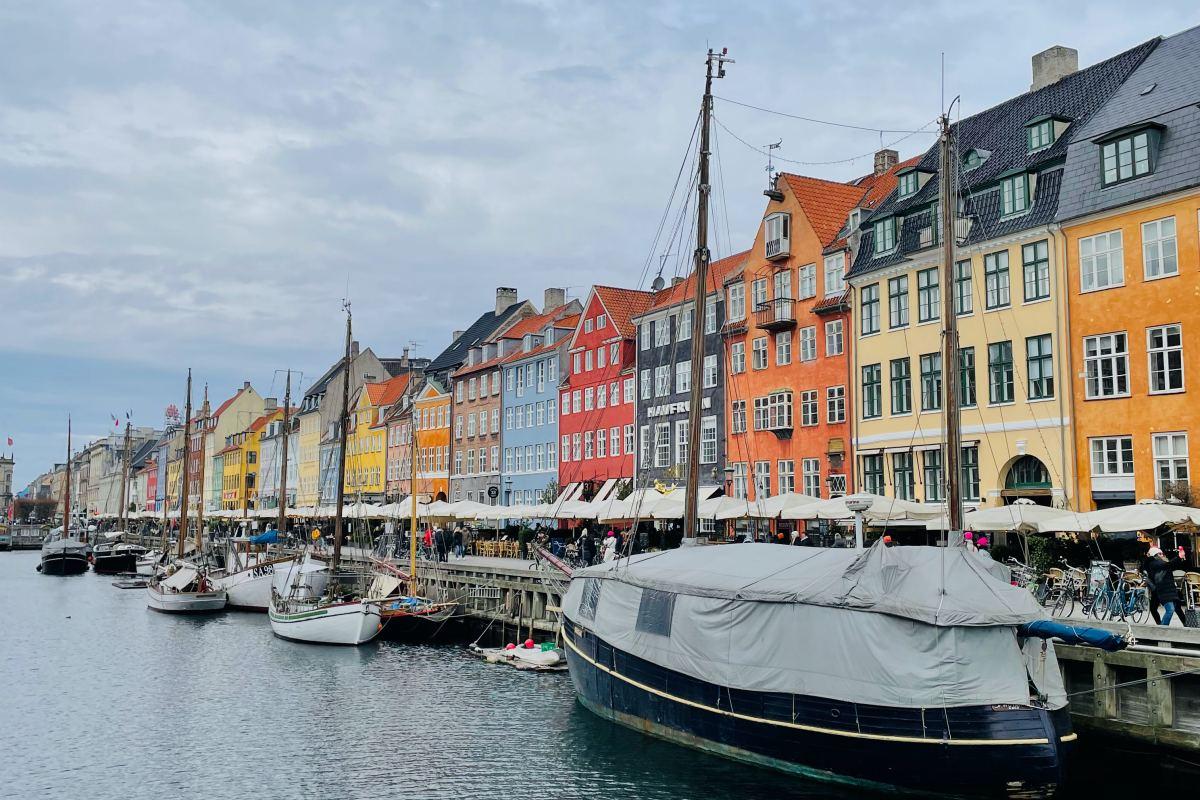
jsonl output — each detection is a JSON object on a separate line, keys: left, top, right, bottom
{"left": 849, "top": 37, "right": 1158, "bottom": 279}
{"left": 426, "top": 302, "right": 526, "bottom": 374}
{"left": 1059, "top": 26, "right": 1198, "bottom": 221}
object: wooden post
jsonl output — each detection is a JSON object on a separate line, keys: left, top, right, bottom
{"left": 1093, "top": 658, "right": 1118, "bottom": 719}
{"left": 1148, "top": 660, "right": 1174, "bottom": 728}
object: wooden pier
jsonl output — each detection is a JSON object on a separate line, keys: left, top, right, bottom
{"left": 1057, "top": 620, "right": 1200, "bottom": 751}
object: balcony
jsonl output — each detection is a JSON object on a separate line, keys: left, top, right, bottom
{"left": 754, "top": 298, "right": 797, "bottom": 331}
{"left": 827, "top": 474, "right": 847, "bottom": 497}
{"left": 764, "top": 235, "right": 790, "bottom": 260}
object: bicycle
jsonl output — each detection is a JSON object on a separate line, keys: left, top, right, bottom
{"left": 1050, "top": 565, "right": 1085, "bottom": 618}
{"left": 1093, "top": 569, "right": 1149, "bottom": 624}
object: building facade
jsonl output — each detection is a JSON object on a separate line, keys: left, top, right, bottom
{"left": 500, "top": 311, "right": 580, "bottom": 506}
{"left": 1058, "top": 28, "right": 1200, "bottom": 509}
{"left": 558, "top": 286, "right": 652, "bottom": 494}
{"left": 848, "top": 42, "right": 1153, "bottom": 509}
{"left": 413, "top": 378, "right": 451, "bottom": 502}
{"left": 634, "top": 254, "right": 742, "bottom": 492}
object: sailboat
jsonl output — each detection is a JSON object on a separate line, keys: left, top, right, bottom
{"left": 269, "top": 304, "right": 383, "bottom": 645}
{"left": 559, "top": 51, "right": 1092, "bottom": 797}
{"left": 210, "top": 370, "right": 300, "bottom": 611}
{"left": 39, "top": 417, "right": 90, "bottom": 575}
{"left": 146, "top": 370, "right": 227, "bottom": 613}
{"left": 93, "top": 419, "right": 147, "bottom": 574}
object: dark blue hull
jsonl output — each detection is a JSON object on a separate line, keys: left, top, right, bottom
{"left": 38, "top": 553, "right": 89, "bottom": 575}
{"left": 563, "top": 618, "right": 1072, "bottom": 797}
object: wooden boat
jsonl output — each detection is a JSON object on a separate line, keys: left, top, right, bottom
{"left": 39, "top": 531, "right": 90, "bottom": 575}
{"left": 268, "top": 309, "right": 382, "bottom": 646}
{"left": 93, "top": 540, "right": 147, "bottom": 574}
{"left": 146, "top": 564, "right": 226, "bottom": 613}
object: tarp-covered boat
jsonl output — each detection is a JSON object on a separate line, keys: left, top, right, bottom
{"left": 562, "top": 542, "right": 1072, "bottom": 797}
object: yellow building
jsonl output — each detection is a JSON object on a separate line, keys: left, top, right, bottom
{"left": 296, "top": 407, "right": 322, "bottom": 507}
{"left": 344, "top": 375, "right": 409, "bottom": 501}
{"left": 844, "top": 46, "right": 1149, "bottom": 510}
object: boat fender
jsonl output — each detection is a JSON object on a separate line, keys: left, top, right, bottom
{"left": 505, "top": 643, "right": 516, "bottom": 650}
{"left": 524, "top": 639, "right": 534, "bottom": 649}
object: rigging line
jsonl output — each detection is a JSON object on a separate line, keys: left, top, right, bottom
{"left": 637, "top": 110, "right": 703, "bottom": 291}
{"left": 710, "top": 119, "right": 735, "bottom": 263}
{"left": 714, "top": 95, "right": 930, "bottom": 134}
{"left": 1065, "top": 663, "right": 1200, "bottom": 698}
{"left": 714, "top": 115, "right": 940, "bottom": 168}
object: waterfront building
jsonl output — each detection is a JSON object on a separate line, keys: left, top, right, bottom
{"left": 558, "top": 286, "right": 654, "bottom": 497}
{"left": 725, "top": 156, "right": 908, "bottom": 506}
{"left": 412, "top": 377, "right": 451, "bottom": 502}
{"left": 634, "top": 253, "right": 745, "bottom": 494}
{"left": 258, "top": 403, "right": 301, "bottom": 511}
{"left": 847, "top": 42, "right": 1154, "bottom": 508}
{"left": 384, "top": 384, "right": 419, "bottom": 502}
{"left": 499, "top": 308, "right": 582, "bottom": 506}
{"left": 342, "top": 374, "right": 411, "bottom": 504}
{"left": 1057, "top": 28, "right": 1200, "bottom": 509}
{"left": 298, "top": 344, "right": 422, "bottom": 506}
{"left": 200, "top": 382, "right": 265, "bottom": 513}
{"left": 0, "top": 455, "right": 13, "bottom": 516}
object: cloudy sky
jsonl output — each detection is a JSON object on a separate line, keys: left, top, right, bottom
{"left": 0, "top": 0, "right": 1191, "bottom": 487}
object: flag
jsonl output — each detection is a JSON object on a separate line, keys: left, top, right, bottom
{"left": 5, "top": 437, "right": 11, "bottom": 447}
{"left": 111, "top": 414, "right": 120, "bottom": 428}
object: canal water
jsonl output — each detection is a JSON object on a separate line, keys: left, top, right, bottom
{"left": 0, "top": 550, "right": 1193, "bottom": 800}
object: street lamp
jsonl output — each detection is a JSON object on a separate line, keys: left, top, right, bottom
{"left": 844, "top": 495, "right": 872, "bottom": 549}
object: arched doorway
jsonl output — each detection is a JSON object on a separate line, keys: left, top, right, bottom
{"left": 1002, "top": 455, "right": 1053, "bottom": 506}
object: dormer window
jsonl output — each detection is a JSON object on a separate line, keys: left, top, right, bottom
{"left": 1098, "top": 125, "right": 1161, "bottom": 187}
{"left": 584, "top": 317, "right": 593, "bottom": 334}
{"left": 764, "top": 212, "right": 790, "bottom": 259}
{"left": 963, "top": 149, "right": 990, "bottom": 171}
{"left": 1000, "top": 173, "right": 1031, "bottom": 217}
{"left": 1027, "top": 119, "right": 1054, "bottom": 151}
{"left": 1025, "top": 115, "right": 1069, "bottom": 153}
{"left": 848, "top": 208, "right": 861, "bottom": 230}
{"left": 896, "top": 170, "right": 919, "bottom": 198}
{"left": 872, "top": 217, "right": 897, "bottom": 255}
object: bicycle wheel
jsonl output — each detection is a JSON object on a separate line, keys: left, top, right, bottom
{"left": 1130, "top": 589, "right": 1149, "bottom": 624}
{"left": 1092, "top": 590, "right": 1112, "bottom": 620}
{"left": 1053, "top": 589, "right": 1075, "bottom": 619}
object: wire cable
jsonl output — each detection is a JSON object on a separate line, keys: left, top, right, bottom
{"left": 715, "top": 96, "right": 931, "bottom": 134}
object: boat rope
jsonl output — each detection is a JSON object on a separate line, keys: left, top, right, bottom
{"left": 1064, "top": 664, "right": 1200, "bottom": 698}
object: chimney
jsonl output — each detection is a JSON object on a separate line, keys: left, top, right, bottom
{"left": 672, "top": 276, "right": 686, "bottom": 287}
{"left": 242, "top": 381, "right": 251, "bottom": 391}
{"left": 495, "top": 287, "right": 519, "bottom": 315}
{"left": 401, "top": 346, "right": 410, "bottom": 367}
{"left": 543, "top": 287, "right": 566, "bottom": 311}
{"left": 873, "top": 149, "right": 898, "bottom": 176}
{"left": 350, "top": 340, "right": 360, "bottom": 358}
{"left": 1031, "top": 45, "right": 1078, "bottom": 91}
{"left": 451, "top": 330, "right": 465, "bottom": 343}
{"left": 264, "top": 397, "right": 278, "bottom": 413}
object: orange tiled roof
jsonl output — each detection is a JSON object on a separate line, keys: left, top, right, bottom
{"left": 501, "top": 305, "right": 573, "bottom": 339}
{"left": 648, "top": 250, "right": 750, "bottom": 309}
{"left": 247, "top": 413, "right": 272, "bottom": 433}
{"left": 857, "top": 155, "right": 921, "bottom": 211}
{"left": 592, "top": 286, "right": 655, "bottom": 339}
{"left": 450, "top": 353, "right": 505, "bottom": 379}
{"left": 364, "top": 373, "right": 411, "bottom": 407}
{"left": 781, "top": 174, "right": 871, "bottom": 249}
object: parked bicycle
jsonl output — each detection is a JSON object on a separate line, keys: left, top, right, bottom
{"left": 1092, "top": 566, "right": 1149, "bottom": 624}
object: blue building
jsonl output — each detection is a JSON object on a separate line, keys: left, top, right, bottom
{"left": 500, "top": 309, "right": 580, "bottom": 506}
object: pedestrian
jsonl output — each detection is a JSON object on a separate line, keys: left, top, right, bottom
{"left": 423, "top": 526, "right": 433, "bottom": 554}
{"left": 975, "top": 535, "right": 989, "bottom": 553}
{"left": 963, "top": 531, "right": 977, "bottom": 552}
{"left": 453, "top": 526, "right": 464, "bottom": 559}
{"left": 579, "top": 530, "right": 595, "bottom": 566}
{"left": 435, "top": 527, "right": 449, "bottom": 562}
{"left": 602, "top": 532, "right": 618, "bottom": 563}
{"left": 1144, "top": 545, "right": 1187, "bottom": 625}
{"left": 794, "top": 530, "right": 816, "bottom": 546}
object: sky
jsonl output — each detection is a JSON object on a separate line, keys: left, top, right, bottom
{"left": 0, "top": 0, "right": 1193, "bottom": 488}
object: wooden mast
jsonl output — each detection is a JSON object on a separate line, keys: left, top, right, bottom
{"left": 194, "top": 413, "right": 207, "bottom": 554}
{"left": 177, "top": 370, "right": 193, "bottom": 559}
{"left": 62, "top": 416, "right": 72, "bottom": 537}
{"left": 332, "top": 305, "right": 352, "bottom": 573}
{"left": 118, "top": 420, "right": 131, "bottom": 532}
{"left": 682, "top": 48, "right": 732, "bottom": 540}
{"left": 277, "top": 370, "right": 291, "bottom": 538}
{"left": 409, "top": 401, "right": 418, "bottom": 588}
{"left": 937, "top": 112, "right": 964, "bottom": 541}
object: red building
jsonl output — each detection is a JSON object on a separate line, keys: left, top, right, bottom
{"left": 558, "top": 286, "right": 654, "bottom": 496}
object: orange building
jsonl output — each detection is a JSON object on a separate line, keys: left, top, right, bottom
{"left": 724, "top": 159, "right": 906, "bottom": 502}
{"left": 412, "top": 377, "right": 451, "bottom": 502}
{"left": 1058, "top": 29, "right": 1199, "bottom": 509}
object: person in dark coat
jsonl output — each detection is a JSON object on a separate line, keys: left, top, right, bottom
{"left": 434, "top": 527, "right": 449, "bottom": 562}
{"left": 793, "top": 530, "right": 817, "bottom": 546}
{"left": 1143, "top": 545, "right": 1186, "bottom": 625}
{"left": 452, "top": 527, "right": 464, "bottom": 559}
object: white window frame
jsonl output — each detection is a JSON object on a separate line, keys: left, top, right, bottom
{"left": 797, "top": 265, "right": 815, "bottom": 299}
{"left": 1080, "top": 230, "right": 1124, "bottom": 293}
{"left": 1084, "top": 332, "right": 1130, "bottom": 400}
{"left": 823, "top": 253, "right": 845, "bottom": 296}
{"left": 1142, "top": 217, "right": 1178, "bottom": 280}
{"left": 1090, "top": 436, "right": 1134, "bottom": 477}
{"left": 1147, "top": 323, "right": 1184, "bottom": 394}
{"left": 799, "top": 326, "right": 817, "bottom": 362}
{"left": 775, "top": 331, "right": 792, "bottom": 366}
{"left": 825, "top": 319, "right": 843, "bottom": 357}
{"left": 1153, "top": 433, "right": 1189, "bottom": 495}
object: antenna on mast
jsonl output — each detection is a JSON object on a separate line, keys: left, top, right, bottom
{"left": 764, "top": 139, "right": 781, "bottom": 191}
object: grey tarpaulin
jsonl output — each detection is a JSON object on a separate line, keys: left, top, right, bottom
{"left": 563, "top": 542, "right": 1062, "bottom": 709}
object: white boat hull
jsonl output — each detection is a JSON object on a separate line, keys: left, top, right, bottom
{"left": 146, "top": 583, "right": 227, "bottom": 614}
{"left": 212, "top": 558, "right": 297, "bottom": 612}
{"left": 269, "top": 600, "right": 382, "bottom": 645}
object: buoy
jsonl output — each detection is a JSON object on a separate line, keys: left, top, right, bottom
{"left": 505, "top": 643, "right": 516, "bottom": 650}
{"left": 524, "top": 638, "right": 535, "bottom": 649}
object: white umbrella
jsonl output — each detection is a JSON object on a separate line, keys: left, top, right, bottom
{"left": 421, "top": 500, "right": 454, "bottom": 518}
{"left": 1037, "top": 499, "right": 1200, "bottom": 533}
{"left": 929, "top": 499, "right": 1065, "bottom": 532}
{"left": 554, "top": 499, "right": 597, "bottom": 519}
{"left": 782, "top": 492, "right": 943, "bottom": 521}
{"left": 445, "top": 499, "right": 493, "bottom": 519}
